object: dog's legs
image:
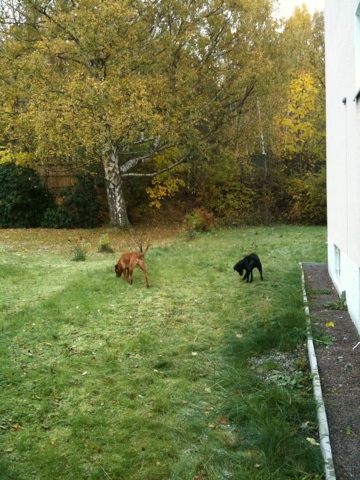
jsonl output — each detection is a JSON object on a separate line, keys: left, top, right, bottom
{"left": 249, "top": 270, "right": 253, "bottom": 283}
{"left": 127, "top": 268, "right": 133, "bottom": 285}
{"left": 127, "top": 267, "right": 149, "bottom": 287}
{"left": 258, "top": 266, "right": 263, "bottom": 280}
{"left": 127, "top": 259, "right": 137, "bottom": 286}
{"left": 137, "top": 261, "right": 149, "bottom": 288}
{"left": 141, "top": 267, "right": 149, "bottom": 288}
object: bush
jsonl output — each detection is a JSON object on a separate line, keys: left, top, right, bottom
{"left": 0, "top": 162, "right": 56, "bottom": 228}
{"left": 287, "top": 169, "right": 327, "bottom": 225}
{"left": 187, "top": 151, "right": 326, "bottom": 226}
{"left": 42, "top": 173, "right": 102, "bottom": 228}
{"left": 303, "top": 169, "right": 327, "bottom": 225}
{"left": 183, "top": 209, "right": 214, "bottom": 237}
{"left": 97, "top": 234, "right": 114, "bottom": 253}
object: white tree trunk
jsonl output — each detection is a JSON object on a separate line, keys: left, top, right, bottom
{"left": 103, "top": 148, "right": 130, "bottom": 227}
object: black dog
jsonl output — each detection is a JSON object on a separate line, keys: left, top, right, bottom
{"left": 234, "top": 253, "right": 263, "bottom": 283}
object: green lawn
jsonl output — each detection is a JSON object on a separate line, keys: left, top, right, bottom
{"left": 0, "top": 225, "right": 327, "bottom": 479}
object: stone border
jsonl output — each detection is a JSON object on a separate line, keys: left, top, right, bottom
{"left": 300, "top": 263, "right": 336, "bottom": 480}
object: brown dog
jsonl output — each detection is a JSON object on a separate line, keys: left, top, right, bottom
{"left": 114, "top": 245, "right": 150, "bottom": 288}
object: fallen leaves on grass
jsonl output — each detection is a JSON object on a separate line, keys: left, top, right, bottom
{"left": 12, "top": 424, "right": 22, "bottom": 431}
{"left": 306, "top": 437, "right": 320, "bottom": 446}
{"left": 217, "top": 416, "right": 227, "bottom": 425}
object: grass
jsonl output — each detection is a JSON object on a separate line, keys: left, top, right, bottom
{"left": 0, "top": 225, "right": 327, "bottom": 479}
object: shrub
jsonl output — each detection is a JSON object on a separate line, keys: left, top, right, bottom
{"left": 287, "top": 169, "right": 327, "bottom": 225}
{"left": 303, "top": 169, "right": 327, "bottom": 225}
{"left": 0, "top": 162, "right": 56, "bottom": 228}
{"left": 42, "top": 173, "right": 102, "bottom": 228}
{"left": 183, "top": 209, "right": 214, "bottom": 237}
{"left": 97, "top": 234, "right": 114, "bottom": 253}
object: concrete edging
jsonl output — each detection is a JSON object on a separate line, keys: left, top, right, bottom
{"left": 300, "top": 262, "right": 336, "bottom": 480}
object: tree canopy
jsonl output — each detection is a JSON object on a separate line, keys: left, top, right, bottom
{"left": 0, "top": 1, "right": 325, "bottom": 226}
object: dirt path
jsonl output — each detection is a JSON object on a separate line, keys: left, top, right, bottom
{"left": 303, "top": 263, "right": 360, "bottom": 480}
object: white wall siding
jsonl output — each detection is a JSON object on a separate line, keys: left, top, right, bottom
{"left": 328, "top": 241, "right": 360, "bottom": 333}
{"left": 326, "top": 0, "right": 360, "bottom": 332}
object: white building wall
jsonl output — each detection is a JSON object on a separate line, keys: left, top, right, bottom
{"left": 325, "top": 0, "right": 360, "bottom": 332}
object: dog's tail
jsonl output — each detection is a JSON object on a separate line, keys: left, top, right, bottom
{"left": 139, "top": 244, "right": 150, "bottom": 256}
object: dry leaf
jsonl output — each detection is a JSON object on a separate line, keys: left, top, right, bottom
{"left": 326, "top": 322, "right": 335, "bottom": 328}
{"left": 306, "top": 437, "right": 320, "bottom": 446}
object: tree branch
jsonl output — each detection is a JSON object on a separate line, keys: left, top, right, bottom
{"left": 121, "top": 156, "right": 187, "bottom": 178}
{"left": 28, "top": 0, "right": 81, "bottom": 46}
{"left": 119, "top": 140, "right": 171, "bottom": 173}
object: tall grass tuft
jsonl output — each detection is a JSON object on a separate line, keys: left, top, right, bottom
{"left": 71, "top": 244, "right": 88, "bottom": 261}
{"left": 97, "top": 234, "right": 114, "bottom": 253}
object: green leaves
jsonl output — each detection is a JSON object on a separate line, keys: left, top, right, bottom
{"left": 0, "top": 1, "right": 326, "bottom": 227}
{"left": 1, "top": 0, "right": 277, "bottom": 163}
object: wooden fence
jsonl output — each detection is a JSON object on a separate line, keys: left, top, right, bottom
{"left": 37, "top": 165, "right": 77, "bottom": 192}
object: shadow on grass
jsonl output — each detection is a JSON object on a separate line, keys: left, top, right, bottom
{"left": 218, "top": 269, "right": 324, "bottom": 479}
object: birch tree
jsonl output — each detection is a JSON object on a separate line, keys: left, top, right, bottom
{"left": 0, "top": 0, "right": 276, "bottom": 226}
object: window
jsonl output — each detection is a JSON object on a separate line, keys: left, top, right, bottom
{"left": 334, "top": 245, "right": 341, "bottom": 278}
